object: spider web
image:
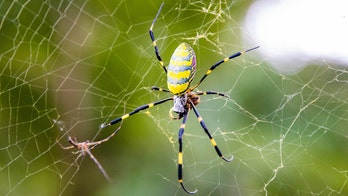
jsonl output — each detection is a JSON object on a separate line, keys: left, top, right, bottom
{"left": 1, "top": 0, "right": 347, "bottom": 195}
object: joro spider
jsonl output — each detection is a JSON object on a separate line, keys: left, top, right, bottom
{"left": 101, "top": 3, "right": 259, "bottom": 194}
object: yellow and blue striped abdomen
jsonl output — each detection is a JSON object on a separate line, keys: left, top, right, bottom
{"left": 167, "top": 43, "right": 196, "bottom": 95}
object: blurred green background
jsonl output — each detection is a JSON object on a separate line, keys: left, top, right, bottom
{"left": 1, "top": 0, "right": 347, "bottom": 195}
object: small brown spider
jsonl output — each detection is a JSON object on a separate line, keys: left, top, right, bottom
{"left": 60, "top": 126, "right": 121, "bottom": 182}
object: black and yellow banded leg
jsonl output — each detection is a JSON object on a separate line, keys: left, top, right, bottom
{"left": 196, "top": 91, "right": 230, "bottom": 98}
{"left": 151, "top": 86, "right": 170, "bottom": 93}
{"left": 101, "top": 97, "right": 173, "bottom": 128}
{"left": 151, "top": 87, "right": 230, "bottom": 98}
{"left": 190, "top": 101, "right": 234, "bottom": 162}
{"left": 149, "top": 3, "right": 167, "bottom": 73}
{"left": 178, "top": 110, "right": 198, "bottom": 194}
{"left": 191, "top": 46, "right": 260, "bottom": 90}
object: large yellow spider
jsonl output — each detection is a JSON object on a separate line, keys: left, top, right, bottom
{"left": 101, "top": 3, "right": 259, "bottom": 194}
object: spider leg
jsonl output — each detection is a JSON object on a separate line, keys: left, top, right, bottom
{"left": 59, "top": 143, "right": 75, "bottom": 150}
{"left": 195, "top": 91, "right": 230, "bottom": 98}
{"left": 190, "top": 46, "right": 260, "bottom": 90}
{"left": 88, "top": 126, "right": 122, "bottom": 151}
{"left": 101, "top": 97, "right": 173, "bottom": 128}
{"left": 178, "top": 110, "right": 198, "bottom": 194}
{"left": 151, "top": 86, "right": 170, "bottom": 93}
{"left": 84, "top": 148, "right": 112, "bottom": 183}
{"left": 149, "top": 3, "right": 167, "bottom": 73}
{"left": 189, "top": 101, "right": 233, "bottom": 162}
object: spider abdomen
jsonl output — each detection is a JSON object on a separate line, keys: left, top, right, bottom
{"left": 167, "top": 43, "right": 196, "bottom": 95}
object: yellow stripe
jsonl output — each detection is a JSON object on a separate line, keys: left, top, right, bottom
{"left": 206, "top": 69, "right": 212, "bottom": 75}
{"left": 210, "top": 139, "right": 217, "bottom": 146}
{"left": 148, "top": 103, "right": 155, "bottom": 108}
{"left": 176, "top": 45, "right": 190, "bottom": 57}
{"left": 152, "top": 41, "right": 157, "bottom": 46}
{"left": 179, "top": 179, "right": 183, "bottom": 182}
{"left": 121, "top": 114, "right": 130, "bottom": 120}
{"left": 177, "top": 50, "right": 190, "bottom": 57}
{"left": 170, "top": 58, "right": 192, "bottom": 66}
{"left": 167, "top": 83, "right": 189, "bottom": 95}
{"left": 224, "top": 57, "right": 229, "bottom": 62}
{"left": 180, "top": 123, "right": 185, "bottom": 129}
{"left": 197, "top": 117, "right": 203, "bottom": 122}
{"left": 178, "top": 152, "right": 183, "bottom": 164}
{"left": 167, "top": 70, "right": 191, "bottom": 80}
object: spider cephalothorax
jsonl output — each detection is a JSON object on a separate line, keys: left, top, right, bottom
{"left": 171, "top": 93, "right": 200, "bottom": 119}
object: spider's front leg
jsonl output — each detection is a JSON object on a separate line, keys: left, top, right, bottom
{"left": 149, "top": 3, "right": 167, "bottom": 73}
